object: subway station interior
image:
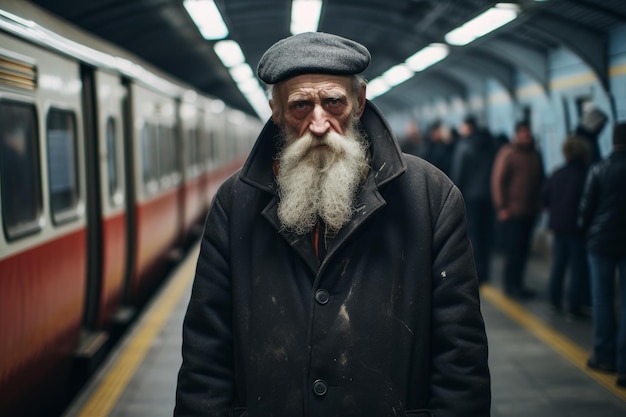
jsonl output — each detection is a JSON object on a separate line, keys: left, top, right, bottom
{"left": 1, "top": 0, "right": 626, "bottom": 416}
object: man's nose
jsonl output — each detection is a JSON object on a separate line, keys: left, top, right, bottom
{"left": 308, "top": 105, "right": 330, "bottom": 137}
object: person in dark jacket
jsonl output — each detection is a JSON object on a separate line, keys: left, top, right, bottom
{"left": 542, "top": 136, "right": 590, "bottom": 317}
{"left": 575, "top": 107, "right": 607, "bottom": 164}
{"left": 578, "top": 123, "right": 626, "bottom": 388}
{"left": 422, "top": 120, "right": 455, "bottom": 176}
{"left": 450, "top": 116, "right": 496, "bottom": 284}
{"left": 175, "top": 32, "right": 490, "bottom": 416}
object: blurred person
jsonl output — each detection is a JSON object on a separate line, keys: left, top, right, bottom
{"left": 578, "top": 122, "right": 626, "bottom": 387}
{"left": 575, "top": 106, "right": 607, "bottom": 163}
{"left": 491, "top": 121, "right": 545, "bottom": 298}
{"left": 450, "top": 116, "right": 497, "bottom": 284}
{"left": 542, "top": 136, "right": 591, "bottom": 317}
{"left": 175, "top": 32, "right": 490, "bottom": 416}
{"left": 423, "top": 120, "right": 455, "bottom": 176}
{"left": 400, "top": 120, "right": 424, "bottom": 158}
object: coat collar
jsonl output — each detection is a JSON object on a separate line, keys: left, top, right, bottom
{"left": 239, "top": 101, "right": 407, "bottom": 275}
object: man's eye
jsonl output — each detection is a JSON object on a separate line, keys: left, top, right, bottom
{"left": 327, "top": 98, "right": 340, "bottom": 106}
{"left": 294, "top": 101, "right": 308, "bottom": 109}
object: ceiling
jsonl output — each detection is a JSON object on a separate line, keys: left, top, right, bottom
{"left": 27, "top": 0, "right": 626, "bottom": 121}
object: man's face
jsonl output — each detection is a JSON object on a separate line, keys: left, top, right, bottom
{"left": 271, "top": 74, "right": 364, "bottom": 141}
{"left": 515, "top": 125, "right": 532, "bottom": 145}
{"left": 270, "top": 74, "right": 369, "bottom": 235}
{"left": 459, "top": 122, "right": 471, "bottom": 138}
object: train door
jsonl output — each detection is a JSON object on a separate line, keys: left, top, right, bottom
{"left": 95, "top": 69, "right": 128, "bottom": 330}
{"left": 78, "top": 66, "right": 129, "bottom": 362}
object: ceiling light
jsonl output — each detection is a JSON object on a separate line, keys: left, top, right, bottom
{"left": 214, "top": 40, "right": 245, "bottom": 67}
{"left": 366, "top": 78, "right": 391, "bottom": 100}
{"left": 444, "top": 3, "right": 520, "bottom": 46}
{"left": 381, "top": 64, "right": 414, "bottom": 87}
{"left": 229, "top": 63, "right": 254, "bottom": 82}
{"left": 291, "top": 0, "right": 323, "bottom": 34}
{"left": 183, "top": 0, "right": 228, "bottom": 40}
{"left": 405, "top": 43, "right": 449, "bottom": 72}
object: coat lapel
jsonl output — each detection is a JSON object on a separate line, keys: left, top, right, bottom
{"left": 261, "top": 196, "right": 320, "bottom": 275}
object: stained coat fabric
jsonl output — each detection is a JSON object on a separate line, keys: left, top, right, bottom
{"left": 175, "top": 101, "right": 490, "bottom": 417}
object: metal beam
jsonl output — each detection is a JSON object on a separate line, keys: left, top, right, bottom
{"left": 480, "top": 38, "right": 549, "bottom": 93}
{"left": 407, "top": 71, "right": 468, "bottom": 102}
{"left": 529, "top": 12, "right": 609, "bottom": 92}
{"left": 459, "top": 50, "right": 516, "bottom": 97}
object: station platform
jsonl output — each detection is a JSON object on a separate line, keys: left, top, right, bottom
{"left": 61, "top": 242, "right": 626, "bottom": 417}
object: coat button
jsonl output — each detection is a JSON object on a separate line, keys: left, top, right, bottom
{"left": 312, "top": 379, "right": 328, "bottom": 396}
{"left": 315, "top": 289, "right": 330, "bottom": 305}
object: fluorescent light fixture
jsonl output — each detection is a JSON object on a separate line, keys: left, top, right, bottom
{"left": 184, "top": 0, "right": 228, "bottom": 40}
{"left": 405, "top": 43, "right": 449, "bottom": 72}
{"left": 444, "top": 3, "right": 520, "bottom": 46}
{"left": 291, "top": 0, "right": 323, "bottom": 34}
{"left": 237, "top": 77, "right": 261, "bottom": 94}
{"left": 381, "top": 64, "right": 414, "bottom": 87}
{"left": 229, "top": 63, "right": 254, "bottom": 83}
{"left": 184, "top": 1, "right": 271, "bottom": 119}
{"left": 366, "top": 78, "right": 391, "bottom": 100}
{"left": 214, "top": 40, "right": 245, "bottom": 67}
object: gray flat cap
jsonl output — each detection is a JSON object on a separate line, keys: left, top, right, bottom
{"left": 257, "top": 32, "right": 370, "bottom": 84}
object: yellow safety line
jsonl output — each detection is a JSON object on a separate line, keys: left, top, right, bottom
{"left": 77, "top": 245, "right": 199, "bottom": 417}
{"left": 481, "top": 284, "right": 626, "bottom": 402}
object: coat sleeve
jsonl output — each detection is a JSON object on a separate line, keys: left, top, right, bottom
{"left": 174, "top": 186, "right": 236, "bottom": 417}
{"left": 577, "top": 166, "right": 599, "bottom": 233}
{"left": 428, "top": 184, "right": 491, "bottom": 417}
{"left": 491, "top": 147, "right": 509, "bottom": 212}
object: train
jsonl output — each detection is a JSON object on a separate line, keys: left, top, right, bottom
{"left": 0, "top": 2, "right": 261, "bottom": 416}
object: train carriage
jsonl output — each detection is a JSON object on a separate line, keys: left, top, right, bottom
{"left": 0, "top": 3, "right": 260, "bottom": 415}
{"left": 0, "top": 30, "right": 88, "bottom": 416}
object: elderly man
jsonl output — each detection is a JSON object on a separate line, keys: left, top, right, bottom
{"left": 175, "top": 32, "right": 490, "bottom": 417}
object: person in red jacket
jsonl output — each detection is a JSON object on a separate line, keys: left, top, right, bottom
{"left": 491, "top": 121, "right": 545, "bottom": 298}
{"left": 175, "top": 32, "right": 490, "bottom": 416}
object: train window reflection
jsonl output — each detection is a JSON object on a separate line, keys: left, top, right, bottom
{"left": 141, "top": 123, "right": 159, "bottom": 193}
{"left": 185, "top": 128, "right": 196, "bottom": 173}
{"left": 158, "top": 125, "right": 173, "bottom": 179}
{"left": 207, "top": 129, "right": 216, "bottom": 166}
{"left": 0, "top": 100, "right": 42, "bottom": 240}
{"left": 106, "top": 117, "right": 122, "bottom": 205}
{"left": 47, "top": 108, "right": 79, "bottom": 224}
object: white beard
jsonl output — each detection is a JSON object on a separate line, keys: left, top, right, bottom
{"left": 276, "top": 122, "right": 369, "bottom": 235}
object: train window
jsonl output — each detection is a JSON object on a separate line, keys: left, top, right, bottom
{"left": 186, "top": 128, "right": 196, "bottom": 171}
{"left": 207, "top": 129, "right": 216, "bottom": 166}
{"left": 198, "top": 129, "right": 208, "bottom": 167}
{"left": 194, "top": 129, "right": 203, "bottom": 167}
{"left": 141, "top": 123, "right": 159, "bottom": 193}
{"left": 158, "top": 125, "right": 174, "bottom": 178}
{"left": 0, "top": 100, "right": 42, "bottom": 240}
{"left": 106, "top": 117, "right": 121, "bottom": 205}
{"left": 47, "top": 108, "right": 80, "bottom": 224}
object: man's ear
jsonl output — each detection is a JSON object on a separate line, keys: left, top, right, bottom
{"left": 356, "top": 84, "right": 366, "bottom": 117}
{"left": 269, "top": 99, "right": 279, "bottom": 124}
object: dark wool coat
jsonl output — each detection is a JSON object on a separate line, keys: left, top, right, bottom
{"left": 175, "top": 102, "right": 491, "bottom": 417}
{"left": 542, "top": 160, "right": 588, "bottom": 234}
{"left": 578, "top": 150, "right": 626, "bottom": 255}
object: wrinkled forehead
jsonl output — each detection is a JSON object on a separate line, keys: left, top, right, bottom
{"left": 279, "top": 74, "right": 352, "bottom": 96}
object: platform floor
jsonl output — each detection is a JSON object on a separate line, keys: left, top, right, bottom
{"left": 62, "top": 244, "right": 626, "bottom": 417}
